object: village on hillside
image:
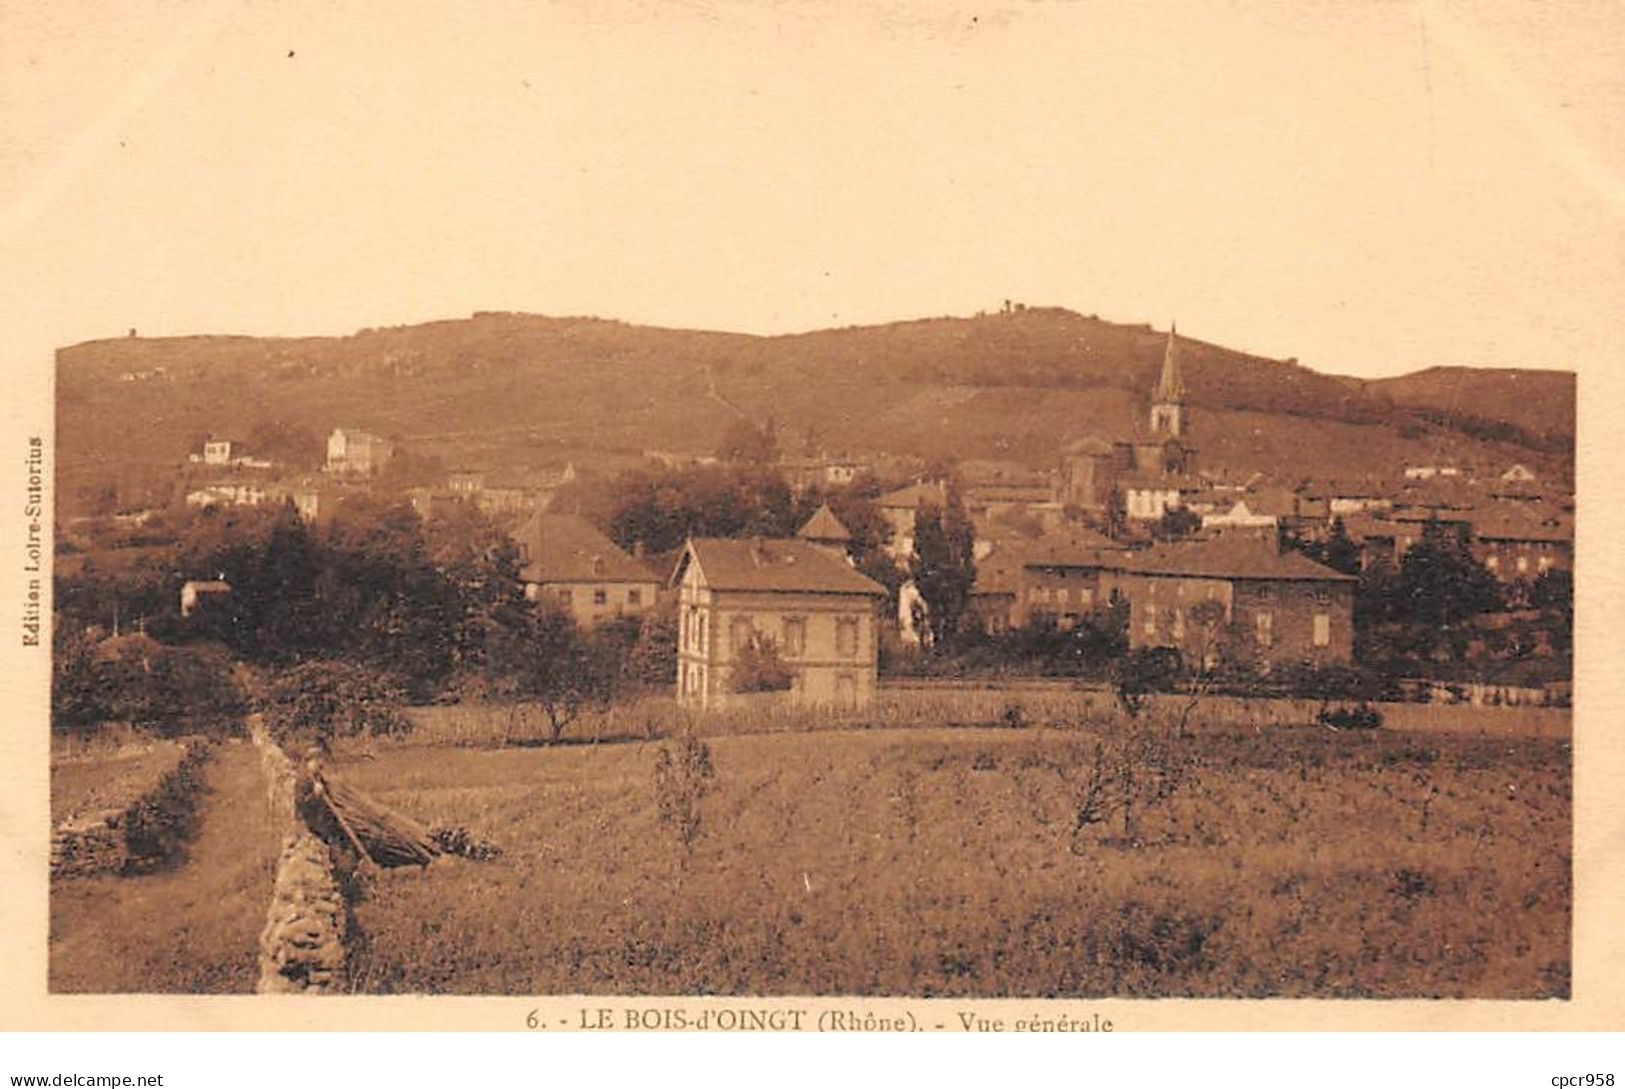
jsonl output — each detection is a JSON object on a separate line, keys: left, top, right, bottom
{"left": 56, "top": 322, "right": 1574, "bottom": 716}
{"left": 49, "top": 316, "right": 1575, "bottom": 1000}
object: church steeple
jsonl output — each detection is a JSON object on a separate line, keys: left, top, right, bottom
{"left": 1150, "top": 322, "right": 1186, "bottom": 438}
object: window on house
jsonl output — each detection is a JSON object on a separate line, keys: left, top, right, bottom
{"left": 1143, "top": 607, "right": 1157, "bottom": 638}
{"left": 1486, "top": 555, "right": 1500, "bottom": 571}
{"left": 1538, "top": 556, "right": 1552, "bottom": 572}
{"left": 836, "top": 617, "right": 859, "bottom": 657}
{"left": 696, "top": 613, "right": 707, "bottom": 653}
{"left": 783, "top": 617, "right": 806, "bottom": 657}
{"left": 1172, "top": 608, "right": 1185, "bottom": 641}
{"left": 1312, "top": 588, "right": 1331, "bottom": 604}
{"left": 555, "top": 587, "right": 572, "bottom": 607}
{"left": 1255, "top": 610, "right": 1274, "bottom": 647}
{"left": 1313, "top": 613, "right": 1331, "bottom": 648}
{"left": 1517, "top": 555, "right": 1529, "bottom": 574}
{"left": 730, "top": 616, "right": 753, "bottom": 655}
{"left": 628, "top": 588, "right": 642, "bottom": 607}
{"left": 593, "top": 588, "right": 608, "bottom": 606}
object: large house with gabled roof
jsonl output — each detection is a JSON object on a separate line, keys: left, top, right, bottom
{"left": 671, "top": 527, "right": 886, "bottom": 710}
{"left": 513, "top": 513, "right": 660, "bottom": 627}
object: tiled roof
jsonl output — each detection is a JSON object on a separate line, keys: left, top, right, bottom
{"left": 875, "top": 481, "right": 948, "bottom": 509}
{"left": 1471, "top": 508, "right": 1573, "bottom": 544}
{"left": 1021, "top": 526, "right": 1126, "bottom": 567}
{"left": 514, "top": 514, "right": 657, "bottom": 585}
{"left": 1111, "top": 537, "right": 1355, "bottom": 582}
{"left": 684, "top": 538, "right": 885, "bottom": 596}
{"left": 1338, "top": 514, "right": 1407, "bottom": 540}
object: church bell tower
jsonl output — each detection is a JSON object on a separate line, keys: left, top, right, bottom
{"left": 1150, "top": 322, "right": 1186, "bottom": 439}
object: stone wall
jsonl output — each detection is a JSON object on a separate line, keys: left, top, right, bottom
{"left": 49, "top": 810, "right": 129, "bottom": 877}
{"left": 251, "top": 720, "right": 347, "bottom": 994}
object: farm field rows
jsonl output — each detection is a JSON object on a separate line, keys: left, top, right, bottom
{"left": 49, "top": 740, "right": 282, "bottom": 993}
{"left": 337, "top": 725, "right": 1570, "bottom": 998}
{"left": 51, "top": 740, "right": 188, "bottom": 825}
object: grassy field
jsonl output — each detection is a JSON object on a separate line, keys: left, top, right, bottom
{"left": 50, "top": 739, "right": 281, "bottom": 993}
{"left": 338, "top": 723, "right": 1570, "bottom": 998}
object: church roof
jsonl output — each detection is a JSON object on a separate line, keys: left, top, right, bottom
{"left": 1154, "top": 324, "right": 1186, "bottom": 403}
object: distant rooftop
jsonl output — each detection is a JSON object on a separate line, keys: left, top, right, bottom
{"left": 1113, "top": 537, "right": 1355, "bottom": 582}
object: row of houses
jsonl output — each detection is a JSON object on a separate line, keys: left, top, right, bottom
{"left": 501, "top": 496, "right": 1364, "bottom": 712}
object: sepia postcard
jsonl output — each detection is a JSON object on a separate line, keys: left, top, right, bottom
{"left": 1, "top": 0, "right": 1621, "bottom": 1034}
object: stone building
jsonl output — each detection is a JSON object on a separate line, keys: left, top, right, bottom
{"left": 1103, "top": 536, "right": 1356, "bottom": 670}
{"left": 1469, "top": 508, "right": 1573, "bottom": 581}
{"left": 513, "top": 513, "right": 660, "bottom": 627}
{"left": 672, "top": 534, "right": 886, "bottom": 710}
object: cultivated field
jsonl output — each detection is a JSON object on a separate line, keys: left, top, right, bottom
{"left": 51, "top": 738, "right": 188, "bottom": 825}
{"left": 50, "top": 740, "right": 282, "bottom": 993}
{"left": 337, "top": 723, "right": 1570, "bottom": 998}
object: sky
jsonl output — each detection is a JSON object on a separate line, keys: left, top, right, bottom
{"left": 3, "top": 0, "right": 1623, "bottom": 381}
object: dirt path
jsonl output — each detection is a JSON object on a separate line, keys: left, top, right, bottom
{"left": 50, "top": 738, "right": 282, "bottom": 993}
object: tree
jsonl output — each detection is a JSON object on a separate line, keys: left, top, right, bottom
{"left": 1321, "top": 517, "right": 1362, "bottom": 576}
{"left": 1109, "top": 646, "right": 1182, "bottom": 718}
{"left": 261, "top": 660, "right": 410, "bottom": 747}
{"left": 730, "top": 633, "right": 794, "bottom": 694}
{"left": 1529, "top": 566, "right": 1573, "bottom": 614}
{"left": 1152, "top": 507, "right": 1202, "bottom": 542}
{"left": 909, "top": 491, "right": 977, "bottom": 650}
{"left": 421, "top": 501, "right": 525, "bottom": 675}
{"left": 1389, "top": 521, "right": 1503, "bottom": 627}
{"left": 51, "top": 623, "right": 104, "bottom": 734}
{"left": 317, "top": 496, "right": 461, "bottom": 693}
{"left": 628, "top": 598, "right": 679, "bottom": 689}
{"left": 486, "top": 603, "right": 615, "bottom": 744}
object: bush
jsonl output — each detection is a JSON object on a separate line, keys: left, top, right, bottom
{"left": 121, "top": 741, "right": 215, "bottom": 870}
{"left": 261, "top": 660, "right": 410, "bottom": 747}
{"left": 652, "top": 732, "right": 718, "bottom": 861}
{"left": 1317, "top": 703, "right": 1384, "bottom": 731}
{"left": 1110, "top": 646, "right": 1183, "bottom": 717}
{"left": 730, "top": 634, "right": 794, "bottom": 694}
